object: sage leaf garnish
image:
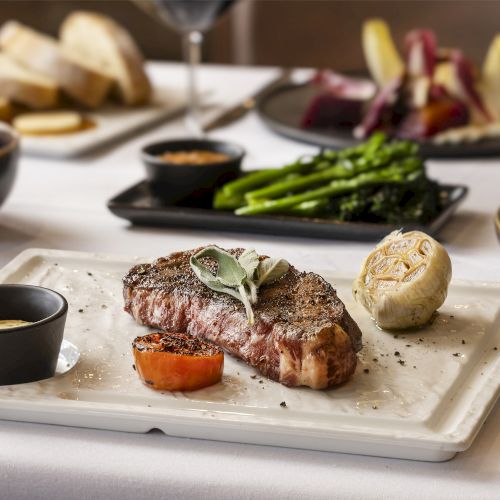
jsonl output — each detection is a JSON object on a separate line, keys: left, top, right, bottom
{"left": 190, "top": 246, "right": 246, "bottom": 287}
{"left": 256, "top": 258, "right": 289, "bottom": 287}
{"left": 190, "top": 246, "right": 289, "bottom": 325}
{"left": 238, "top": 248, "right": 260, "bottom": 304}
{"left": 238, "top": 248, "right": 259, "bottom": 280}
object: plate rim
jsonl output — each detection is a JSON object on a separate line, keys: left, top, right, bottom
{"left": 0, "top": 248, "right": 498, "bottom": 460}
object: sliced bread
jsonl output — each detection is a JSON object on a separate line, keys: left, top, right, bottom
{"left": 60, "top": 11, "right": 152, "bottom": 105}
{"left": 0, "top": 97, "right": 12, "bottom": 121}
{"left": 0, "top": 53, "right": 58, "bottom": 109}
{"left": 13, "top": 111, "right": 83, "bottom": 135}
{"left": 0, "top": 21, "right": 113, "bottom": 108}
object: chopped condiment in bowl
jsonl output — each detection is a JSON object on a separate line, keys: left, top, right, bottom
{"left": 158, "top": 150, "right": 230, "bottom": 165}
{"left": 141, "top": 138, "right": 244, "bottom": 203}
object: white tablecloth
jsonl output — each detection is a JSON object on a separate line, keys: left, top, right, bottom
{"left": 0, "top": 63, "right": 499, "bottom": 500}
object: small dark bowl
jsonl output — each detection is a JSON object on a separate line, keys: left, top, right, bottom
{"left": 141, "top": 138, "right": 244, "bottom": 204}
{"left": 0, "top": 285, "right": 68, "bottom": 385}
{"left": 0, "top": 123, "right": 19, "bottom": 208}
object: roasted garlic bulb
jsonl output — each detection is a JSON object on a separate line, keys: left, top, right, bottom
{"left": 353, "top": 230, "right": 452, "bottom": 329}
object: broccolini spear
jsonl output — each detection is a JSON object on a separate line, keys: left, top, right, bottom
{"left": 235, "top": 157, "right": 423, "bottom": 216}
{"left": 245, "top": 139, "right": 419, "bottom": 202}
{"left": 221, "top": 132, "right": 389, "bottom": 198}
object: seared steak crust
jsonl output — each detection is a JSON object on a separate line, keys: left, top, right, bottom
{"left": 123, "top": 248, "right": 362, "bottom": 389}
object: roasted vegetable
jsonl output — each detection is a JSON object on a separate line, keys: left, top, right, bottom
{"left": 397, "top": 97, "right": 470, "bottom": 139}
{"left": 132, "top": 332, "right": 224, "bottom": 391}
{"left": 214, "top": 134, "right": 443, "bottom": 224}
{"left": 301, "top": 71, "right": 376, "bottom": 129}
{"left": 353, "top": 230, "right": 452, "bottom": 329}
{"left": 235, "top": 157, "right": 422, "bottom": 216}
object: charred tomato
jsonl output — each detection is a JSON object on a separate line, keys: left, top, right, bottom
{"left": 132, "top": 332, "right": 224, "bottom": 391}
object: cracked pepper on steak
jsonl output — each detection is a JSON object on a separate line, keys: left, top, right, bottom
{"left": 123, "top": 247, "right": 362, "bottom": 389}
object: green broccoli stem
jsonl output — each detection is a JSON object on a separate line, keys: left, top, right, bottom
{"left": 244, "top": 140, "right": 419, "bottom": 202}
{"left": 213, "top": 188, "right": 245, "bottom": 210}
{"left": 235, "top": 158, "right": 423, "bottom": 216}
{"left": 285, "top": 198, "right": 330, "bottom": 217}
{"left": 221, "top": 160, "right": 315, "bottom": 198}
{"left": 221, "top": 133, "right": 392, "bottom": 198}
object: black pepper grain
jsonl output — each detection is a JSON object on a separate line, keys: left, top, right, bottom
{"left": 394, "top": 351, "right": 401, "bottom": 357}
{"left": 280, "top": 401, "right": 287, "bottom": 408}
{"left": 363, "top": 368, "right": 370, "bottom": 374}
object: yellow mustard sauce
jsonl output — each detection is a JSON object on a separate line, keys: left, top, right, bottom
{"left": 0, "top": 320, "right": 32, "bottom": 329}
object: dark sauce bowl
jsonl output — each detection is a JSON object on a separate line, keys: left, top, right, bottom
{"left": 0, "top": 123, "right": 19, "bottom": 208}
{"left": 0, "top": 285, "right": 68, "bottom": 385}
{"left": 141, "top": 138, "right": 244, "bottom": 205}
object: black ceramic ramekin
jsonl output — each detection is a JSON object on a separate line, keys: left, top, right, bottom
{"left": 0, "top": 285, "right": 68, "bottom": 385}
{"left": 0, "top": 122, "right": 19, "bottom": 209}
{"left": 141, "top": 138, "right": 244, "bottom": 203}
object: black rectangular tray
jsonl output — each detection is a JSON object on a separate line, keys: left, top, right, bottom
{"left": 107, "top": 181, "right": 468, "bottom": 241}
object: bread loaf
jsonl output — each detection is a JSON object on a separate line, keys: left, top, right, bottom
{"left": 60, "top": 11, "right": 151, "bottom": 105}
{"left": 0, "top": 53, "right": 58, "bottom": 109}
{"left": 0, "top": 21, "right": 113, "bottom": 108}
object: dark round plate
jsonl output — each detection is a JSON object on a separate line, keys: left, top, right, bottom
{"left": 256, "top": 82, "right": 500, "bottom": 158}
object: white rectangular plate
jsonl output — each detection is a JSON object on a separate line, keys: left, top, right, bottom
{"left": 20, "top": 86, "right": 185, "bottom": 159}
{"left": 0, "top": 249, "right": 499, "bottom": 462}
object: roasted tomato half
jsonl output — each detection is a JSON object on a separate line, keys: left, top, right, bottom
{"left": 132, "top": 332, "right": 224, "bottom": 391}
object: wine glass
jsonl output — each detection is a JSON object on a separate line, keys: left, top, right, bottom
{"left": 135, "top": 0, "right": 237, "bottom": 136}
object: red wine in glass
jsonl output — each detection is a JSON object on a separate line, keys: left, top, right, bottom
{"left": 152, "top": 0, "right": 236, "bottom": 33}
{"left": 136, "top": 0, "right": 237, "bottom": 135}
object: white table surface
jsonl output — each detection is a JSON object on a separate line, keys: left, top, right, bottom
{"left": 0, "top": 62, "right": 499, "bottom": 500}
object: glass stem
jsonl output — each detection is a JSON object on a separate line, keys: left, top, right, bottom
{"left": 184, "top": 30, "right": 204, "bottom": 137}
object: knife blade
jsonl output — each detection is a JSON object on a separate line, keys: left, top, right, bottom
{"left": 203, "top": 68, "right": 293, "bottom": 133}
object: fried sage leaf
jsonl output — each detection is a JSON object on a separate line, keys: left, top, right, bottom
{"left": 256, "top": 258, "right": 290, "bottom": 287}
{"left": 190, "top": 246, "right": 289, "bottom": 325}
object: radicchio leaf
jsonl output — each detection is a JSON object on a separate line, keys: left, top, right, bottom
{"left": 449, "top": 49, "right": 493, "bottom": 122}
{"left": 312, "top": 70, "right": 376, "bottom": 100}
{"left": 405, "top": 29, "right": 438, "bottom": 78}
{"left": 302, "top": 71, "right": 376, "bottom": 129}
{"left": 354, "top": 76, "right": 404, "bottom": 139}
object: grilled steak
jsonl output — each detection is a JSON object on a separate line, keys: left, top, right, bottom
{"left": 123, "top": 247, "right": 362, "bottom": 389}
